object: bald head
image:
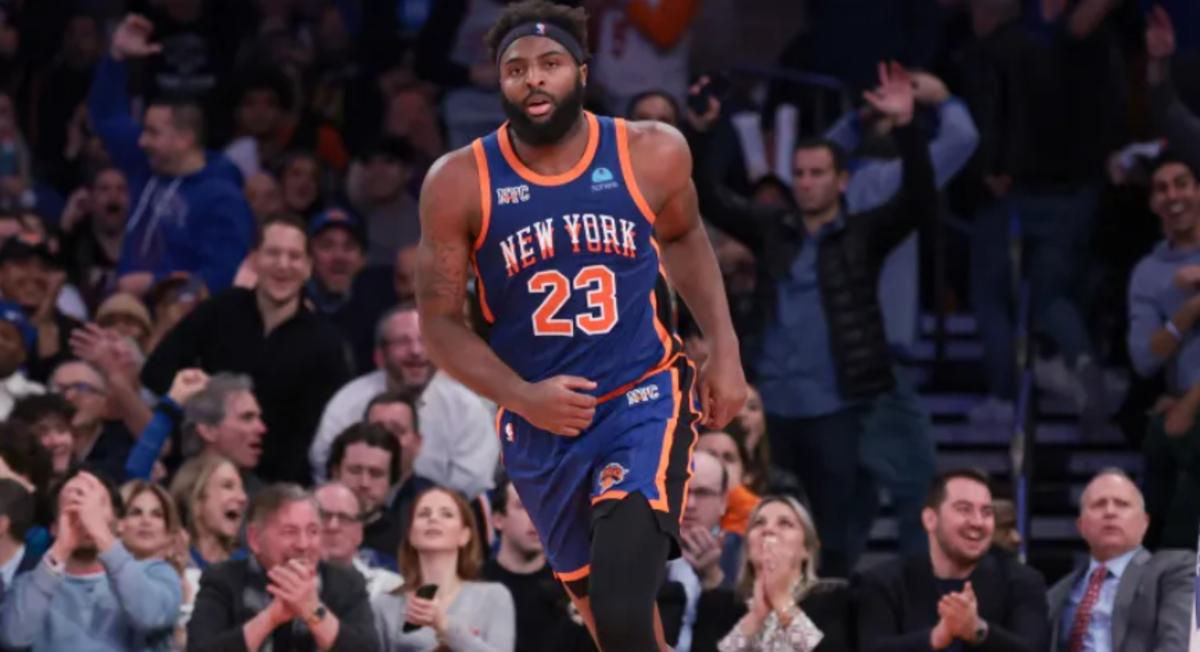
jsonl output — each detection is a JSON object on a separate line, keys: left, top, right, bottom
{"left": 1076, "top": 469, "right": 1149, "bottom": 562}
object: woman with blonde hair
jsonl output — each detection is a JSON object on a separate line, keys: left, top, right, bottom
{"left": 168, "top": 452, "right": 247, "bottom": 569}
{"left": 714, "top": 495, "right": 853, "bottom": 651}
{"left": 372, "top": 486, "right": 515, "bottom": 651}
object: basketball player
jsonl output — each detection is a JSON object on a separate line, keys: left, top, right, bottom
{"left": 415, "top": 2, "right": 746, "bottom": 650}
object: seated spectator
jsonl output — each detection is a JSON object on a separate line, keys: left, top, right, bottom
{"left": 10, "top": 394, "right": 76, "bottom": 479}
{"left": 992, "top": 498, "right": 1022, "bottom": 557}
{"left": 94, "top": 293, "right": 153, "bottom": 353}
{"left": 310, "top": 304, "right": 497, "bottom": 499}
{"left": 243, "top": 171, "right": 284, "bottom": 222}
{"left": 666, "top": 450, "right": 733, "bottom": 651}
{"left": 327, "top": 423, "right": 407, "bottom": 559}
{"left": 58, "top": 166, "right": 129, "bottom": 312}
{"left": 315, "top": 481, "right": 404, "bottom": 597}
{"left": 627, "top": 90, "right": 681, "bottom": 126}
{"left": 0, "top": 234, "right": 83, "bottom": 382}
{"left": 711, "top": 495, "right": 853, "bottom": 652}
{"left": 223, "top": 67, "right": 294, "bottom": 179}
{"left": 394, "top": 244, "right": 418, "bottom": 303}
{"left": 89, "top": 15, "right": 255, "bottom": 296}
{"left": 169, "top": 453, "right": 248, "bottom": 570}
{"left": 483, "top": 475, "right": 572, "bottom": 652}
{"left": 67, "top": 322, "right": 154, "bottom": 438}
{"left": 0, "top": 421, "right": 52, "bottom": 500}
{"left": 857, "top": 468, "right": 1050, "bottom": 651}
{"left": 372, "top": 486, "right": 515, "bottom": 651}
{"left": 187, "top": 484, "right": 378, "bottom": 652}
{"left": 697, "top": 427, "right": 761, "bottom": 536}
{"left": 143, "top": 273, "right": 208, "bottom": 355}
{"left": 306, "top": 207, "right": 394, "bottom": 373}
{"left": 275, "top": 150, "right": 324, "bottom": 219}
{"left": 48, "top": 359, "right": 134, "bottom": 484}
{"left": 0, "top": 300, "right": 43, "bottom": 417}
{"left": 0, "top": 478, "right": 37, "bottom": 590}
{"left": 1047, "top": 469, "right": 1193, "bottom": 651}
{"left": 346, "top": 137, "right": 421, "bottom": 265}
{"left": 118, "top": 479, "right": 194, "bottom": 648}
{"left": 141, "top": 215, "right": 352, "bottom": 484}
{"left": 0, "top": 469, "right": 182, "bottom": 651}
{"left": 366, "top": 391, "right": 436, "bottom": 545}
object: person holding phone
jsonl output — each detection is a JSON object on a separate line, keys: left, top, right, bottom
{"left": 372, "top": 487, "right": 515, "bottom": 652}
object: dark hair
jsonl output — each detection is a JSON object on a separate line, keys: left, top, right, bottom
{"left": 485, "top": 0, "right": 590, "bottom": 62}
{"left": 793, "top": 137, "right": 847, "bottom": 173}
{"left": 50, "top": 466, "right": 124, "bottom": 520}
{"left": 87, "top": 166, "right": 126, "bottom": 188}
{"left": 703, "top": 420, "right": 766, "bottom": 494}
{"left": 255, "top": 213, "right": 310, "bottom": 251}
{"left": 149, "top": 98, "right": 207, "bottom": 148}
{"left": 365, "top": 389, "right": 422, "bottom": 435}
{"left": 924, "top": 468, "right": 992, "bottom": 510}
{"left": 491, "top": 473, "right": 513, "bottom": 514}
{"left": 1149, "top": 150, "right": 1199, "bottom": 183}
{"left": 750, "top": 174, "right": 795, "bottom": 207}
{"left": 10, "top": 393, "right": 76, "bottom": 426}
{"left": 626, "top": 90, "right": 681, "bottom": 124}
{"left": 374, "top": 303, "right": 419, "bottom": 348}
{"left": 327, "top": 423, "right": 402, "bottom": 486}
{"left": 233, "top": 66, "right": 294, "bottom": 112}
{"left": 0, "top": 421, "right": 53, "bottom": 497}
{"left": 0, "top": 478, "right": 33, "bottom": 540}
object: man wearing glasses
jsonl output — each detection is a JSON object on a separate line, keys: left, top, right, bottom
{"left": 48, "top": 359, "right": 133, "bottom": 483}
{"left": 314, "top": 481, "right": 403, "bottom": 598}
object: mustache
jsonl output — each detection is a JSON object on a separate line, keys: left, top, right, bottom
{"left": 522, "top": 90, "right": 556, "bottom": 105}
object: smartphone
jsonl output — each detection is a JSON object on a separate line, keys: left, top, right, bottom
{"left": 402, "top": 584, "right": 439, "bottom": 632}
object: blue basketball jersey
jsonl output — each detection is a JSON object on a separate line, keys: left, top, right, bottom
{"left": 471, "top": 112, "right": 680, "bottom": 400}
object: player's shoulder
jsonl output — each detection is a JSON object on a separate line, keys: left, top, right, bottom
{"left": 621, "top": 119, "right": 692, "bottom": 184}
{"left": 424, "top": 143, "right": 483, "bottom": 194}
{"left": 420, "top": 142, "right": 486, "bottom": 223}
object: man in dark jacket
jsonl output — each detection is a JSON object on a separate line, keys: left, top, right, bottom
{"left": 689, "top": 62, "right": 936, "bottom": 576}
{"left": 857, "top": 468, "right": 1049, "bottom": 651}
{"left": 188, "top": 483, "right": 378, "bottom": 652}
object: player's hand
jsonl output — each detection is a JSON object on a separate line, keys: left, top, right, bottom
{"left": 698, "top": 346, "right": 747, "bottom": 429}
{"left": 513, "top": 375, "right": 598, "bottom": 436}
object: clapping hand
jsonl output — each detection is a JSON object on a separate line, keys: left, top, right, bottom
{"left": 266, "top": 559, "right": 321, "bottom": 620}
{"left": 937, "top": 582, "right": 981, "bottom": 641}
{"left": 111, "top": 15, "right": 163, "bottom": 61}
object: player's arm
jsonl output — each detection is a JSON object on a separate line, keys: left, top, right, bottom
{"left": 416, "top": 149, "right": 596, "bottom": 436}
{"left": 631, "top": 122, "right": 747, "bottom": 427}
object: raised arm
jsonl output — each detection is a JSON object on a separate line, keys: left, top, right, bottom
{"left": 416, "top": 148, "right": 596, "bottom": 436}
{"left": 631, "top": 121, "right": 747, "bottom": 427}
{"left": 88, "top": 15, "right": 162, "bottom": 178}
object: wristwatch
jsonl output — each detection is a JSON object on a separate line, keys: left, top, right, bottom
{"left": 304, "top": 604, "right": 328, "bottom": 626}
{"left": 969, "top": 619, "right": 989, "bottom": 646}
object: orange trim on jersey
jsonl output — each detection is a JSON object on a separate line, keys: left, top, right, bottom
{"left": 648, "top": 367, "right": 683, "bottom": 512}
{"left": 615, "top": 118, "right": 657, "bottom": 224}
{"left": 493, "top": 407, "right": 505, "bottom": 438}
{"left": 591, "top": 490, "right": 629, "bottom": 505}
{"left": 471, "top": 252, "right": 496, "bottom": 324}
{"left": 675, "top": 358, "right": 702, "bottom": 524}
{"left": 649, "top": 288, "right": 673, "bottom": 370}
{"left": 498, "top": 112, "right": 600, "bottom": 186}
{"left": 470, "top": 139, "right": 492, "bottom": 252}
{"left": 596, "top": 352, "right": 679, "bottom": 404}
{"left": 555, "top": 564, "right": 591, "bottom": 582}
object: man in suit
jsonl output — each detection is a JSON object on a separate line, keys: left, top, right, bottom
{"left": 1047, "top": 468, "right": 1194, "bottom": 651}
{"left": 857, "top": 468, "right": 1050, "bottom": 651}
{"left": 187, "top": 483, "right": 379, "bottom": 652}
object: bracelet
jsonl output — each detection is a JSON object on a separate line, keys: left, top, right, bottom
{"left": 1166, "top": 320, "right": 1184, "bottom": 342}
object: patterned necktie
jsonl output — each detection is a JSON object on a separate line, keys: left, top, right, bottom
{"left": 1067, "top": 564, "right": 1108, "bottom": 652}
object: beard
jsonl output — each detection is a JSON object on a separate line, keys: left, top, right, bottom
{"left": 934, "top": 526, "right": 987, "bottom": 566}
{"left": 501, "top": 78, "right": 585, "bottom": 147}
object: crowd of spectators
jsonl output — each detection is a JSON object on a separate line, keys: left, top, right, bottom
{"left": 0, "top": 0, "right": 1195, "bottom": 651}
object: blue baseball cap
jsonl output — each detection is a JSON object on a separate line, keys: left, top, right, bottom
{"left": 308, "top": 207, "right": 365, "bottom": 248}
{"left": 0, "top": 300, "right": 35, "bottom": 352}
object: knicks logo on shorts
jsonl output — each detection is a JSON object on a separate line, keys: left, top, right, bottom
{"left": 625, "top": 383, "right": 660, "bottom": 406}
{"left": 598, "top": 462, "right": 628, "bottom": 492}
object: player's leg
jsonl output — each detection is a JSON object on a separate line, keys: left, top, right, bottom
{"left": 561, "top": 578, "right": 601, "bottom": 649}
{"left": 589, "top": 492, "right": 672, "bottom": 651}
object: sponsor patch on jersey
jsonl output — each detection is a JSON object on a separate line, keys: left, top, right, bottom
{"left": 590, "top": 166, "right": 618, "bottom": 192}
{"left": 496, "top": 184, "right": 531, "bottom": 205}
{"left": 598, "top": 462, "right": 628, "bottom": 492}
{"left": 626, "top": 383, "right": 661, "bottom": 406}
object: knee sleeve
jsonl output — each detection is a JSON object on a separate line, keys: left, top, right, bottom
{"left": 588, "top": 494, "right": 670, "bottom": 652}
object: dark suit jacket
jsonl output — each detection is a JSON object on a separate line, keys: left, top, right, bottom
{"left": 1047, "top": 547, "right": 1194, "bottom": 652}
{"left": 186, "top": 557, "right": 378, "bottom": 652}
{"left": 856, "top": 553, "right": 1049, "bottom": 652}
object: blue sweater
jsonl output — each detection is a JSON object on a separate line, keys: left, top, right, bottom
{"left": 88, "top": 56, "right": 254, "bottom": 291}
{"left": 1127, "top": 240, "right": 1200, "bottom": 392}
{"left": 0, "top": 542, "right": 182, "bottom": 652}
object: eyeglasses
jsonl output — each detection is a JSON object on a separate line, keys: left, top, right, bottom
{"left": 51, "top": 382, "right": 102, "bottom": 396}
{"left": 689, "top": 487, "right": 723, "bottom": 500}
{"left": 319, "top": 509, "right": 362, "bottom": 526}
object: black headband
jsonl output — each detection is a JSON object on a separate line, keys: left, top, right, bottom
{"left": 495, "top": 21, "right": 585, "bottom": 65}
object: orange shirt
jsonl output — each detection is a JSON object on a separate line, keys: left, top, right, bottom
{"left": 721, "top": 484, "right": 761, "bottom": 535}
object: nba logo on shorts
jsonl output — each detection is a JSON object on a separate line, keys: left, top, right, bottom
{"left": 598, "top": 462, "right": 628, "bottom": 492}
